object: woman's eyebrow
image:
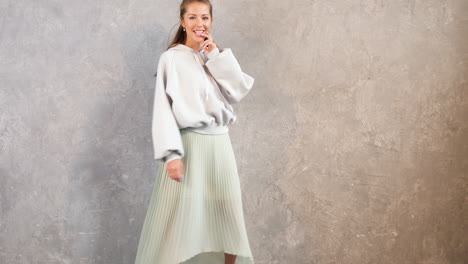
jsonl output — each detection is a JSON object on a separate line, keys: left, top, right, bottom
{"left": 188, "top": 14, "right": 209, "bottom": 16}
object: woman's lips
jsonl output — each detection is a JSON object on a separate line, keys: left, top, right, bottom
{"left": 194, "top": 30, "right": 205, "bottom": 37}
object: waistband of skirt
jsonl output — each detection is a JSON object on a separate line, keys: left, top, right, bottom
{"left": 182, "top": 125, "right": 229, "bottom": 135}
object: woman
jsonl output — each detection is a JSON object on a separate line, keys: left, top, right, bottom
{"left": 134, "top": 0, "right": 255, "bottom": 263}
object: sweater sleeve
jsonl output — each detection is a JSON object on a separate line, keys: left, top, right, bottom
{"left": 152, "top": 52, "right": 184, "bottom": 164}
{"left": 205, "top": 48, "right": 255, "bottom": 104}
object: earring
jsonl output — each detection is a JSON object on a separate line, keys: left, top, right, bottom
{"left": 183, "top": 27, "right": 186, "bottom": 31}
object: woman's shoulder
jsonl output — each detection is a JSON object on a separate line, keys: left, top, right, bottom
{"left": 160, "top": 48, "right": 174, "bottom": 58}
{"left": 160, "top": 44, "right": 187, "bottom": 60}
{"left": 157, "top": 48, "right": 178, "bottom": 66}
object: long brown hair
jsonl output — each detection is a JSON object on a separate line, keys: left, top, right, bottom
{"left": 154, "top": 0, "right": 213, "bottom": 77}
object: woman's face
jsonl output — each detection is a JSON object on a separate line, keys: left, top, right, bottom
{"left": 181, "top": 2, "right": 212, "bottom": 46}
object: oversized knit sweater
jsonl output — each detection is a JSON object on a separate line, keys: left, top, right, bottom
{"left": 152, "top": 43, "right": 255, "bottom": 164}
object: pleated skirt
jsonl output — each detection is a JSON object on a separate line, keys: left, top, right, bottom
{"left": 135, "top": 128, "right": 254, "bottom": 264}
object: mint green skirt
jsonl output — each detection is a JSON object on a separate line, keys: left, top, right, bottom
{"left": 135, "top": 129, "right": 254, "bottom": 264}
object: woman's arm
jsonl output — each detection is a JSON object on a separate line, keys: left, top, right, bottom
{"left": 205, "top": 48, "right": 255, "bottom": 104}
{"left": 152, "top": 52, "right": 184, "bottom": 164}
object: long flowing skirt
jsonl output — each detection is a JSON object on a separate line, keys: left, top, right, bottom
{"left": 135, "top": 128, "right": 254, "bottom": 264}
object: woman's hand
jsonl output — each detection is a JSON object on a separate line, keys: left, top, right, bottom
{"left": 166, "top": 159, "right": 184, "bottom": 182}
{"left": 200, "top": 31, "right": 217, "bottom": 54}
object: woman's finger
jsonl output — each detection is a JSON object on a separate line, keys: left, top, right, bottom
{"left": 200, "top": 40, "right": 208, "bottom": 49}
{"left": 203, "top": 31, "right": 211, "bottom": 39}
{"left": 201, "top": 40, "right": 212, "bottom": 50}
{"left": 169, "top": 173, "right": 182, "bottom": 182}
{"left": 202, "top": 32, "right": 213, "bottom": 43}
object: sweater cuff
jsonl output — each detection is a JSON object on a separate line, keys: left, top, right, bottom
{"left": 206, "top": 47, "right": 220, "bottom": 60}
{"left": 164, "top": 152, "right": 182, "bottom": 164}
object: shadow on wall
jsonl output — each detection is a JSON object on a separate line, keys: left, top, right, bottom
{"left": 65, "top": 23, "right": 170, "bottom": 263}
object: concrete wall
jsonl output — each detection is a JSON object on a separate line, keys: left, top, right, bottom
{"left": 1, "top": 0, "right": 466, "bottom": 263}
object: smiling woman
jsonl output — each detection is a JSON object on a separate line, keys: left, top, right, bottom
{"left": 134, "top": 1, "right": 256, "bottom": 264}
{"left": 184, "top": 8, "right": 210, "bottom": 39}
{"left": 153, "top": 1, "right": 217, "bottom": 78}
{"left": 179, "top": 1, "right": 214, "bottom": 52}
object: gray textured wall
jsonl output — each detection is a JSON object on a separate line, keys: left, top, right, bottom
{"left": 1, "top": 0, "right": 467, "bottom": 263}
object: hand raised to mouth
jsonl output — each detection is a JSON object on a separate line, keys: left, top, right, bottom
{"left": 199, "top": 31, "right": 217, "bottom": 54}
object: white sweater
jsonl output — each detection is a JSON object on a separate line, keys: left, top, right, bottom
{"left": 152, "top": 43, "right": 255, "bottom": 164}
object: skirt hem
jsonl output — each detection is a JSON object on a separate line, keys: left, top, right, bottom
{"left": 179, "top": 249, "right": 255, "bottom": 264}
